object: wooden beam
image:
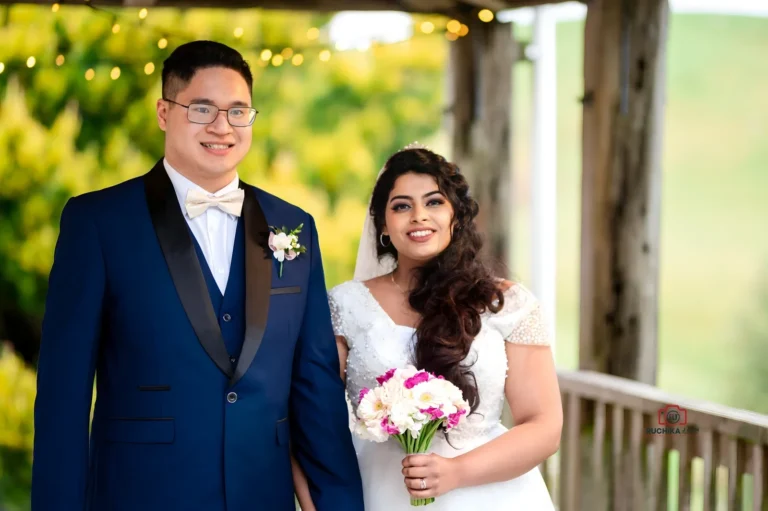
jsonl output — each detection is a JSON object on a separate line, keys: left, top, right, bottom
{"left": 579, "top": 0, "right": 669, "bottom": 384}
{"left": 459, "top": 0, "right": 513, "bottom": 11}
{"left": 449, "top": 18, "right": 516, "bottom": 274}
{"left": 10, "top": 0, "right": 570, "bottom": 10}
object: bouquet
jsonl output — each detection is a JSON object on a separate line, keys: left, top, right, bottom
{"left": 351, "top": 365, "right": 470, "bottom": 506}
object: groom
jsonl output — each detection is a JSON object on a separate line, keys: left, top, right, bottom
{"left": 31, "top": 41, "right": 363, "bottom": 511}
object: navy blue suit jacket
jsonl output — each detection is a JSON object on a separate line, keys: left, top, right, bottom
{"left": 31, "top": 160, "right": 363, "bottom": 511}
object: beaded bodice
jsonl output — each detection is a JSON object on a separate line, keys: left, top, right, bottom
{"left": 328, "top": 280, "right": 551, "bottom": 442}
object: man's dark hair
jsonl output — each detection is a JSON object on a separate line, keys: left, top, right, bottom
{"left": 161, "top": 40, "right": 253, "bottom": 100}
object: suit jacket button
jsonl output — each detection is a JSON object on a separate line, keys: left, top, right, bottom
{"left": 227, "top": 392, "right": 238, "bottom": 403}
{"left": 223, "top": 313, "right": 232, "bottom": 322}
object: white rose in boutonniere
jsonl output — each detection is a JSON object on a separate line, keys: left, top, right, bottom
{"left": 268, "top": 223, "right": 307, "bottom": 278}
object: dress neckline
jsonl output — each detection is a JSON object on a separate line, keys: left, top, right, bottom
{"left": 355, "top": 280, "right": 417, "bottom": 331}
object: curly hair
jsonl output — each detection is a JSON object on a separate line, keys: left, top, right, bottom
{"left": 370, "top": 148, "right": 504, "bottom": 413}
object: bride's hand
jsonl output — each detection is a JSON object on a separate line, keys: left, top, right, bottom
{"left": 401, "top": 453, "right": 460, "bottom": 499}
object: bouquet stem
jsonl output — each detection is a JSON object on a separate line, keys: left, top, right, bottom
{"left": 397, "top": 421, "right": 445, "bottom": 506}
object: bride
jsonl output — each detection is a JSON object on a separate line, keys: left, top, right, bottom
{"left": 293, "top": 146, "right": 561, "bottom": 510}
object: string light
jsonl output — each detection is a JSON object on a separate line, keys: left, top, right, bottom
{"left": 4, "top": 1, "right": 471, "bottom": 79}
{"left": 478, "top": 9, "right": 495, "bottom": 22}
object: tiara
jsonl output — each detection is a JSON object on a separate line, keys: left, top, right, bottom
{"left": 402, "top": 141, "right": 430, "bottom": 151}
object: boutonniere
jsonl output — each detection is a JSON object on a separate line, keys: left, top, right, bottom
{"left": 268, "top": 223, "right": 307, "bottom": 278}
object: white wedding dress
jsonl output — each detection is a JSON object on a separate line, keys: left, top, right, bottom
{"left": 328, "top": 279, "right": 556, "bottom": 510}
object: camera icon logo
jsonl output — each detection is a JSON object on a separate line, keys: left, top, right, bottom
{"left": 658, "top": 404, "right": 687, "bottom": 426}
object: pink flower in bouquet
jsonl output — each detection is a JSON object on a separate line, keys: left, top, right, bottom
{"left": 376, "top": 368, "right": 396, "bottom": 385}
{"left": 421, "top": 407, "right": 445, "bottom": 420}
{"left": 381, "top": 418, "right": 401, "bottom": 435}
{"left": 446, "top": 408, "right": 468, "bottom": 430}
{"left": 404, "top": 371, "right": 430, "bottom": 389}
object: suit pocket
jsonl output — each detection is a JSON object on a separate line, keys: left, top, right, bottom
{"left": 106, "top": 418, "right": 175, "bottom": 444}
{"left": 270, "top": 286, "right": 301, "bottom": 295}
{"left": 138, "top": 385, "right": 171, "bottom": 392}
{"left": 275, "top": 418, "right": 290, "bottom": 445}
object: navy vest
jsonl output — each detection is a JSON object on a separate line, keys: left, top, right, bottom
{"left": 189, "top": 219, "right": 246, "bottom": 364}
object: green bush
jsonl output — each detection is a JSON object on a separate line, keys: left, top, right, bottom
{"left": 0, "top": 343, "right": 35, "bottom": 510}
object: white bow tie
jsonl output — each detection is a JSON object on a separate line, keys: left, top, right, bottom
{"left": 184, "top": 188, "right": 244, "bottom": 219}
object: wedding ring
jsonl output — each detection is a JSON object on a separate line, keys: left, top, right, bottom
{"left": 420, "top": 478, "right": 427, "bottom": 490}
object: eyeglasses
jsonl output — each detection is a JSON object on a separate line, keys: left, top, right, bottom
{"left": 163, "top": 98, "right": 258, "bottom": 127}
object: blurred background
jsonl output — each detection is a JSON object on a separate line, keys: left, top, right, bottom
{"left": 0, "top": 0, "right": 767, "bottom": 508}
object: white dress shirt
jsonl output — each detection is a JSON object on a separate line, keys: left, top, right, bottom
{"left": 164, "top": 159, "right": 239, "bottom": 294}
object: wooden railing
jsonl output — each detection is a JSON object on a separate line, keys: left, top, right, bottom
{"left": 543, "top": 370, "right": 768, "bottom": 511}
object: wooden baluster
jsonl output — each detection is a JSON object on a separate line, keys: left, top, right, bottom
{"left": 650, "top": 432, "right": 669, "bottom": 511}
{"left": 589, "top": 400, "right": 608, "bottom": 510}
{"left": 713, "top": 432, "right": 724, "bottom": 511}
{"left": 699, "top": 430, "right": 715, "bottom": 511}
{"left": 675, "top": 428, "right": 694, "bottom": 511}
{"left": 762, "top": 445, "right": 768, "bottom": 511}
{"left": 629, "top": 410, "right": 644, "bottom": 511}
{"left": 612, "top": 405, "right": 626, "bottom": 511}
{"left": 560, "top": 392, "right": 581, "bottom": 511}
{"left": 727, "top": 438, "right": 745, "bottom": 510}
{"left": 749, "top": 443, "right": 764, "bottom": 511}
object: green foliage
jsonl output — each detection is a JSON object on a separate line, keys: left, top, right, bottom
{"left": 0, "top": 344, "right": 35, "bottom": 510}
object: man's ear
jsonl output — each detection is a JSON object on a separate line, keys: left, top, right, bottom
{"left": 156, "top": 99, "right": 168, "bottom": 132}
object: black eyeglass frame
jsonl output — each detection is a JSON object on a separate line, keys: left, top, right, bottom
{"left": 163, "top": 98, "right": 258, "bottom": 127}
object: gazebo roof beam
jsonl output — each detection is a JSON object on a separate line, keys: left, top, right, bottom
{"left": 6, "top": 0, "right": 572, "bottom": 12}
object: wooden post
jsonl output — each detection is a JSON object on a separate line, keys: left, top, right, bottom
{"left": 579, "top": 0, "right": 669, "bottom": 384}
{"left": 449, "top": 18, "right": 516, "bottom": 273}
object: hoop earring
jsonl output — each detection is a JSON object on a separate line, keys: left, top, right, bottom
{"left": 379, "top": 234, "right": 390, "bottom": 247}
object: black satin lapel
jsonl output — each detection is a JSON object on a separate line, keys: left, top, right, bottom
{"left": 144, "top": 161, "right": 234, "bottom": 379}
{"left": 230, "top": 183, "right": 271, "bottom": 386}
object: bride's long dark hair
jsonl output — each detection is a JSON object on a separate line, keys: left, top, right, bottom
{"left": 370, "top": 148, "right": 504, "bottom": 413}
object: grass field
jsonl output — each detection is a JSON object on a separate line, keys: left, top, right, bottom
{"left": 500, "top": 13, "right": 768, "bottom": 411}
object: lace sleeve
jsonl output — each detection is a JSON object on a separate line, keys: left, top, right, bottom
{"left": 488, "top": 283, "right": 551, "bottom": 346}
